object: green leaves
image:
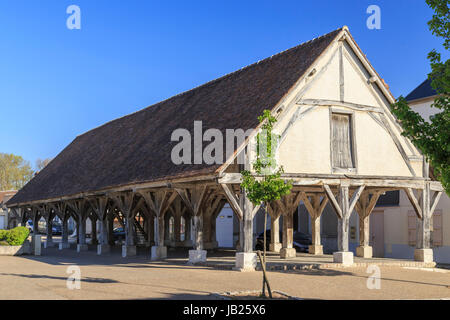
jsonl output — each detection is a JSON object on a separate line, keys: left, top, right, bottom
{"left": 426, "top": 0, "right": 450, "bottom": 50}
{"left": 0, "top": 227, "right": 30, "bottom": 246}
{"left": 0, "top": 153, "right": 34, "bottom": 191}
{"left": 240, "top": 110, "right": 293, "bottom": 206}
{"left": 392, "top": 0, "right": 449, "bottom": 195}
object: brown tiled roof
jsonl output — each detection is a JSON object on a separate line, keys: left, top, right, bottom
{"left": 7, "top": 27, "right": 343, "bottom": 206}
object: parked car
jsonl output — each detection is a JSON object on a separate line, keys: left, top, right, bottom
{"left": 26, "top": 220, "right": 33, "bottom": 233}
{"left": 292, "top": 231, "right": 312, "bottom": 252}
{"left": 52, "top": 224, "right": 62, "bottom": 235}
{"left": 255, "top": 229, "right": 312, "bottom": 253}
{"left": 113, "top": 227, "right": 126, "bottom": 242}
{"left": 255, "top": 230, "right": 281, "bottom": 251}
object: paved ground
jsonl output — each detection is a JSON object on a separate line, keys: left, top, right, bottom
{"left": 0, "top": 246, "right": 449, "bottom": 300}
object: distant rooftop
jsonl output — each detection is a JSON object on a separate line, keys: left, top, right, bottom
{"left": 405, "top": 78, "right": 437, "bottom": 102}
{"left": 0, "top": 191, "right": 17, "bottom": 209}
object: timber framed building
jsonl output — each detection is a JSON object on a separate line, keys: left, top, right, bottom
{"left": 6, "top": 27, "right": 444, "bottom": 269}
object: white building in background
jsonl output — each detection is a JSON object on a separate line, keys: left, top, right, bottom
{"left": 379, "top": 79, "right": 449, "bottom": 264}
{"left": 296, "top": 79, "right": 450, "bottom": 263}
{"left": 0, "top": 191, "right": 17, "bottom": 229}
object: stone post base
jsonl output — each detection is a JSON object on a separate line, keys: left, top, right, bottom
{"left": 59, "top": 242, "right": 70, "bottom": 250}
{"left": 414, "top": 248, "right": 433, "bottom": 263}
{"left": 308, "top": 245, "right": 323, "bottom": 255}
{"left": 97, "top": 244, "right": 111, "bottom": 255}
{"left": 32, "top": 235, "right": 41, "bottom": 256}
{"left": 122, "top": 245, "right": 137, "bottom": 257}
{"left": 151, "top": 246, "right": 167, "bottom": 260}
{"left": 188, "top": 249, "right": 207, "bottom": 264}
{"left": 44, "top": 240, "right": 55, "bottom": 248}
{"left": 280, "top": 247, "right": 296, "bottom": 259}
{"left": 269, "top": 243, "right": 282, "bottom": 253}
{"left": 77, "top": 244, "right": 89, "bottom": 252}
{"left": 356, "top": 246, "right": 373, "bottom": 258}
{"left": 333, "top": 251, "right": 354, "bottom": 266}
{"left": 234, "top": 252, "right": 257, "bottom": 271}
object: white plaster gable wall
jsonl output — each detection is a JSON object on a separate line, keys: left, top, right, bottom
{"left": 274, "top": 32, "right": 421, "bottom": 177}
{"left": 354, "top": 111, "right": 412, "bottom": 176}
{"left": 278, "top": 108, "right": 331, "bottom": 174}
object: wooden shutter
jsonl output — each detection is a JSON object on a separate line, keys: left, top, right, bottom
{"left": 331, "top": 114, "right": 354, "bottom": 168}
{"left": 407, "top": 210, "right": 416, "bottom": 246}
{"left": 432, "top": 210, "right": 443, "bottom": 247}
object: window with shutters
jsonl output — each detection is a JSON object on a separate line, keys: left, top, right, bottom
{"left": 407, "top": 210, "right": 443, "bottom": 247}
{"left": 407, "top": 210, "right": 416, "bottom": 246}
{"left": 331, "top": 112, "right": 356, "bottom": 171}
{"left": 432, "top": 210, "right": 443, "bottom": 247}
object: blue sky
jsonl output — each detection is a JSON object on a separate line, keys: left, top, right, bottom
{"left": 0, "top": 0, "right": 447, "bottom": 168}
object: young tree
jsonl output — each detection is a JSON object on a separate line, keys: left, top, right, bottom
{"left": 241, "top": 110, "right": 293, "bottom": 298}
{"left": 391, "top": 0, "right": 449, "bottom": 195}
{"left": 0, "top": 153, "right": 34, "bottom": 191}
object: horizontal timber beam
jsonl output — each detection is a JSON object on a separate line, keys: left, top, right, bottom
{"left": 297, "top": 99, "right": 383, "bottom": 113}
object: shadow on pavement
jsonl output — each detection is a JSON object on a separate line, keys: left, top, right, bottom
{"left": 0, "top": 272, "right": 118, "bottom": 283}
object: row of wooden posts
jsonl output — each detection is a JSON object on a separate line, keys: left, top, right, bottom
{"left": 9, "top": 181, "right": 442, "bottom": 262}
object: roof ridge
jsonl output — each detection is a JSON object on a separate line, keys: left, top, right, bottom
{"left": 76, "top": 27, "right": 344, "bottom": 138}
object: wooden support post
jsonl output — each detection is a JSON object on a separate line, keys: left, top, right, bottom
{"left": 61, "top": 215, "right": 69, "bottom": 249}
{"left": 184, "top": 215, "right": 192, "bottom": 246}
{"left": 146, "top": 215, "right": 154, "bottom": 246}
{"left": 79, "top": 218, "right": 87, "bottom": 245}
{"left": 91, "top": 217, "right": 98, "bottom": 245}
{"left": 325, "top": 183, "right": 365, "bottom": 265}
{"left": 164, "top": 214, "right": 170, "bottom": 243}
{"left": 175, "top": 187, "right": 209, "bottom": 263}
{"left": 414, "top": 182, "right": 433, "bottom": 263}
{"left": 100, "top": 217, "right": 108, "bottom": 245}
{"left": 32, "top": 208, "right": 40, "bottom": 235}
{"left": 45, "top": 213, "right": 54, "bottom": 248}
{"left": 237, "top": 219, "right": 244, "bottom": 252}
{"left": 174, "top": 215, "right": 181, "bottom": 243}
{"left": 67, "top": 200, "right": 89, "bottom": 251}
{"left": 109, "top": 192, "right": 135, "bottom": 257}
{"left": 337, "top": 185, "right": 350, "bottom": 252}
{"left": 234, "top": 186, "right": 257, "bottom": 271}
{"left": 50, "top": 202, "right": 69, "bottom": 250}
{"left": 107, "top": 211, "right": 114, "bottom": 246}
{"left": 140, "top": 190, "right": 177, "bottom": 259}
{"left": 87, "top": 196, "right": 108, "bottom": 252}
{"left": 126, "top": 215, "right": 135, "bottom": 246}
{"left": 355, "top": 191, "right": 381, "bottom": 258}
{"left": 300, "top": 193, "right": 328, "bottom": 255}
{"left": 192, "top": 215, "right": 204, "bottom": 250}
{"left": 270, "top": 214, "right": 281, "bottom": 253}
{"left": 282, "top": 213, "right": 294, "bottom": 251}
{"left": 156, "top": 215, "right": 164, "bottom": 247}
{"left": 278, "top": 192, "right": 302, "bottom": 258}
{"left": 202, "top": 195, "right": 224, "bottom": 250}
{"left": 240, "top": 188, "right": 254, "bottom": 253}
{"left": 171, "top": 199, "right": 183, "bottom": 245}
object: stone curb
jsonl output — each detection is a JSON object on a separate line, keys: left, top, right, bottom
{"left": 200, "top": 261, "right": 436, "bottom": 272}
